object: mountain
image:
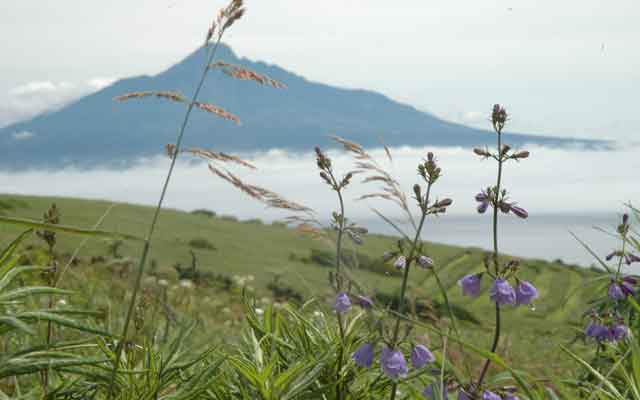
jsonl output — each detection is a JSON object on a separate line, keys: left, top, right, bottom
{"left": 0, "top": 44, "right": 605, "bottom": 169}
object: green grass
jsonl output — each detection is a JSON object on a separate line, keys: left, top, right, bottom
{"left": 0, "top": 193, "right": 603, "bottom": 377}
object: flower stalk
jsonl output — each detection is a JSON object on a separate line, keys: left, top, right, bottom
{"left": 107, "top": 2, "right": 245, "bottom": 396}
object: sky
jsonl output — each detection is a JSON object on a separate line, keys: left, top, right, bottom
{"left": 1, "top": 0, "right": 639, "bottom": 140}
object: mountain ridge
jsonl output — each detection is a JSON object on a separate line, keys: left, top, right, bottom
{"left": 0, "top": 44, "right": 606, "bottom": 169}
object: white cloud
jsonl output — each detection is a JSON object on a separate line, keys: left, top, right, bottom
{"left": 86, "top": 78, "right": 115, "bottom": 90}
{"left": 11, "top": 130, "right": 35, "bottom": 140}
{"left": 0, "top": 77, "right": 116, "bottom": 128}
{"left": 8, "top": 81, "right": 75, "bottom": 96}
{"left": 461, "top": 111, "right": 485, "bottom": 124}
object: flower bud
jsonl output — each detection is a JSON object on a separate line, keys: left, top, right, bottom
{"left": 380, "top": 346, "right": 408, "bottom": 379}
{"left": 501, "top": 144, "right": 511, "bottom": 156}
{"left": 352, "top": 343, "right": 375, "bottom": 367}
{"left": 483, "top": 390, "right": 502, "bottom": 400}
{"left": 434, "top": 198, "right": 453, "bottom": 208}
{"left": 490, "top": 278, "right": 517, "bottom": 306}
{"left": 475, "top": 192, "right": 488, "bottom": 202}
{"left": 394, "top": 256, "right": 407, "bottom": 270}
{"left": 492, "top": 104, "right": 508, "bottom": 128}
{"left": 413, "top": 184, "right": 421, "bottom": 199}
{"left": 627, "top": 254, "right": 640, "bottom": 264}
{"left": 417, "top": 255, "right": 434, "bottom": 268}
{"left": 355, "top": 295, "right": 374, "bottom": 309}
{"left": 511, "top": 205, "right": 528, "bottom": 219}
{"left": 334, "top": 292, "right": 352, "bottom": 313}
{"left": 513, "top": 150, "right": 530, "bottom": 159}
{"left": 477, "top": 201, "right": 489, "bottom": 214}
{"left": 499, "top": 201, "right": 511, "bottom": 214}
{"left": 473, "top": 148, "right": 490, "bottom": 157}
{"left": 411, "top": 344, "right": 435, "bottom": 368}
{"left": 341, "top": 172, "right": 353, "bottom": 187}
{"left": 608, "top": 282, "right": 625, "bottom": 300}
{"left": 515, "top": 281, "right": 538, "bottom": 305}
{"left": 319, "top": 171, "right": 332, "bottom": 185}
{"left": 459, "top": 274, "right": 482, "bottom": 297}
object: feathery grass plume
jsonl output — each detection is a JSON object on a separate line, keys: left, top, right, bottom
{"left": 116, "top": 92, "right": 242, "bottom": 124}
{"left": 107, "top": 0, "right": 247, "bottom": 397}
{"left": 332, "top": 135, "right": 415, "bottom": 228}
{"left": 115, "top": 91, "right": 240, "bottom": 124}
{"left": 114, "top": 90, "right": 186, "bottom": 103}
{"left": 179, "top": 146, "right": 256, "bottom": 169}
{"left": 210, "top": 61, "right": 287, "bottom": 88}
{"left": 193, "top": 101, "right": 241, "bottom": 124}
{"left": 207, "top": 165, "right": 311, "bottom": 213}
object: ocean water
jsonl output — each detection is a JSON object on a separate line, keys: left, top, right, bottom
{"left": 362, "top": 213, "right": 620, "bottom": 268}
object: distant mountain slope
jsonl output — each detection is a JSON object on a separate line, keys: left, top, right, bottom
{"left": 0, "top": 45, "right": 605, "bottom": 169}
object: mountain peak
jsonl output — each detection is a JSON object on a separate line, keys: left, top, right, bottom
{"left": 0, "top": 44, "right": 604, "bottom": 169}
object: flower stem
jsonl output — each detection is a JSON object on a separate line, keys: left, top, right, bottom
{"left": 476, "top": 131, "right": 504, "bottom": 392}
{"left": 328, "top": 170, "right": 347, "bottom": 400}
{"left": 389, "top": 183, "right": 432, "bottom": 400}
{"left": 107, "top": 37, "right": 224, "bottom": 399}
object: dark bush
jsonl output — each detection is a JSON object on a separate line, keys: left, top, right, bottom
{"left": 267, "top": 275, "right": 304, "bottom": 304}
{"left": 188, "top": 237, "right": 216, "bottom": 251}
{"left": 191, "top": 209, "right": 216, "bottom": 218}
{"left": 374, "top": 291, "right": 479, "bottom": 324}
{"left": 309, "top": 249, "right": 400, "bottom": 276}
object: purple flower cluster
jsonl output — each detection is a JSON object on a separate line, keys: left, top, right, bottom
{"left": 352, "top": 343, "right": 435, "bottom": 379}
{"left": 458, "top": 275, "right": 538, "bottom": 307}
{"left": 606, "top": 251, "right": 640, "bottom": 265}
{"left": 333, "top": 293, "right": 374, "bottom": 313}
{"left": 475, "top": 192, "right": 490, "bottom": 214}
{"left": 489, "top": 279, "right": 516, "bottom": 306}
{"left": 608, "top": 277, "right": 636, "bottom": 300}
{"left": 422, "top": 383, "right": 447, "bottom": 399}
{"left": 585, "top": 322, "right": 629, "bottom": 343}
{"left": 421, "top": 388, "right": 517, "bottom": 400}
{"left": 394, "top": 256, "right": 407, "bottom": 270}
{"left": 474, "top": 191, "right": 528, "bottom": 219}
{"left": 380, "top": 346, "right": 408, "bottom": 379}
{"left": 458, "top": 274, "right": 482, "bottom": 297}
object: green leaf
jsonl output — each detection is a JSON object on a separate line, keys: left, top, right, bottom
{"left": 570, "top": 231, "right": 612, "bottom": 273}
{"left": 0, "top": 265, "right": 45, "bottom": 292}
{"left": 13, "top": 311, "right": 112, "bottom": 337}
{"left": 0, "top": 356, "right": 108, "bottom": 379}
{"left": 0, "top": 216, "right": 142, "bottom": 241}
{"left": 0, "top": 316, "right": 35, "bottom": 335}
{"left": 0, "top": 229, "right": 32, "bottom": 268}
{"left": 561, "top": 345, "right": 624, "bottom": 399}
{"left": 0, "top": 286, "right": 72, "bottom": 302}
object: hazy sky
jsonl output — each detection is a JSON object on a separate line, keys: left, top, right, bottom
{"left": 1, "top": 0, "right": 639, "bottom": 140}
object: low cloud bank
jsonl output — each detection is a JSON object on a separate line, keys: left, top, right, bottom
{"left": 1, "top": 144, "right": 636, "bottom": 266}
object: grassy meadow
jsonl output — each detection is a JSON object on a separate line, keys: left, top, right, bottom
{"left": 0, "top": 194, "right": 600, "bottom": 380}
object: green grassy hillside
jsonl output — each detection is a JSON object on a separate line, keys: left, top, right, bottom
{"left": 0, "top": 194, "right": 601, "bottom": 376}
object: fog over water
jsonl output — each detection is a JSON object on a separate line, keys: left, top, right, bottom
{"left": 2, "top": 144, "right": 638, "bottom": 267}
